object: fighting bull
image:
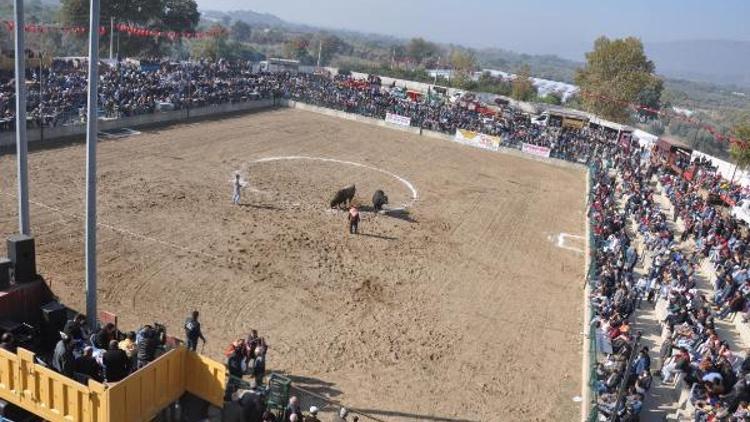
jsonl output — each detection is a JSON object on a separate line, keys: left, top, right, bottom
{"left": 330, "top": 185, "right": 356, "bottom": 208}
{"left": 372, "top": 190, "right": 389, "bottom": 211}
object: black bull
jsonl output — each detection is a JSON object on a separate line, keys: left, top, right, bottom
{"left": 330, "top": 185, "right": 356, "bottom": 208}
{"left": 372, "top": 190, "right": 388, "bottom": 210}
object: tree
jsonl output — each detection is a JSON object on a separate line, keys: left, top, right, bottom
{"left": 309, "top": 34, "right": 345, "bottom": 66}
{"left": 635, "top": 77, "right": 664, "bottom": 120}
{"left": 511, "top": 64, "right": 537, "bottom": 101}
{"left": 539, "top": 92, "right": 563, "bottom": 105}
{"left": 575, "top": 36, "right": 663, "bottom": 123}
{"left": 230, "top": 21, "right": 252, "bottom": 43}
{"left": 449, "top": 49, "right": 477, "bottom": 76}
{"left": 731, "top": 124, "right": 750, "bottom": 172}
{"left": 161, "top": 0, "right": 200, "bottom": 33}
{"left": 190, "top": 24, "right": 229, "bottom": 60}
{"left": 60, "top": 0, "right": 199, "bottom": 56}
{"left": 282, "top": 36, "right": 314, "bottom": 64}
{"left": 405, "top": 38, "right": 439, "bottom": 66}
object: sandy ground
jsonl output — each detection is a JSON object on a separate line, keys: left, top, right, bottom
{"left": 0, "top": 109, "right": 586, "bottom": 421}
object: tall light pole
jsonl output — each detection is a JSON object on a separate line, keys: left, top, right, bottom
{"left": 14, "top": 0, "right": 30, "bottom": 235}
{"left": 85, "top": 0, "right": 101, "bottom": 329}
{"left": 109, "top": 16, "right": 114, "bottom": 60}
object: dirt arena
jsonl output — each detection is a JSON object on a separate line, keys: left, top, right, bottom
{"left": 0, "top": 108, "right": 586, "bottom": 421}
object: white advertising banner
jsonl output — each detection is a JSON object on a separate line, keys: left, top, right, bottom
{"left": 521, "top": 143, "right": 551, "bottom": 158}
{"left": 385, "top": 113, "right": 411, "bottom": 127}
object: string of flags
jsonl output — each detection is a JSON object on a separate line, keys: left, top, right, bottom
{"left": 2, "top": 19, "right": 744, "bottom": 147}
{"left": 1, "top": 20, "right": 225, "bottom": 40}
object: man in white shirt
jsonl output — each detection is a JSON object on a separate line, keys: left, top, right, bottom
{"left": 232, "top": 174, "right": 243, "bottom": 205}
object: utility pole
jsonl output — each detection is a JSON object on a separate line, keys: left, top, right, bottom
{"left": 109, "top": 16, "right": 114, "bottom": 60}
{"left": 316, "top": 39, "right": 322, "bottom": 68}
{"left": 14, "top": 0, "right": 30, "bottom": 235}
{"left": 85, "top": 0, "right": 101, "bottom": 329}
{"left": 39, "top": 52, "right": 43, "bottom": 143}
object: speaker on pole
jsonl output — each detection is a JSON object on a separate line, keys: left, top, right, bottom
{"left": 7, "top": 234, "right": 36, "bottom": 283}
{"left": 0, "top": 257, "right": 10, "bottom": 289}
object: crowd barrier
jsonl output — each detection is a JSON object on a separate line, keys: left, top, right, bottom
{"left": 283, "top": 100, "right": 587, "bottom": 172}
{"left": 0, "top": 98, "right": 278, "bottom": 150}
{"left": 583, "top": 165, "right": 599, "bottom": 422}
{"left": 0, "top": 346, "right": 226, "bottom": 422}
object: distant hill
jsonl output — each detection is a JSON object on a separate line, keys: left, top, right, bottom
{"left": 204, "top": 9, "right": 750, "bottom": 89}
{"left": 202, "top": 9, "right": 289, "bottom": 28}
{"left": 645, "top": 40, "right": 750, "bottom": 87}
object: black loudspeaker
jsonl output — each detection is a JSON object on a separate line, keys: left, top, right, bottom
{"left": 41, "top": 301, "right": 68, "bottom": 332}
{"left": 0, "top": 257, "right": 10, "bottom": 289}
{"left": 7, "top": 235, "right": 36, "bottom": 283}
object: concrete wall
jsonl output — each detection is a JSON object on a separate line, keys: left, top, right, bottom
{"left": 0, "top": 99, "right": 277, "bottom": 149}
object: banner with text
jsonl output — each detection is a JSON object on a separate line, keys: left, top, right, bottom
{"left": 385, "top": 113, "right": 411, "bottom": 127}
{"left": 454, "top": 129, "right": 501, "bottom": 151}
{"left": 521, "top": 143, "right": 551, "bottom": 158}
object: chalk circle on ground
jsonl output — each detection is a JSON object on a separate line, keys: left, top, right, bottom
{"left": 248, "top": 156, "right": 419, "bottom": 210}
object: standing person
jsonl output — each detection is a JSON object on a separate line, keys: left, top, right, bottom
{"left": 348, "top": 205, "right": 360, "bottom": 235}
{"left": 232, "top": 173, "right": 242, "bottom": 205}
{"left": 252, "top": 347, "right": 266, "bottom": 386}
{"left": 184, "top": 311, "right": 206, "bottom": 352}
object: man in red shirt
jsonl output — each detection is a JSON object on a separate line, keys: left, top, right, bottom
{"left": 348, "top": 205, "right": 360, "bottom": 234}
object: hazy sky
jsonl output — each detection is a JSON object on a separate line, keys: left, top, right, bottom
{"left": 195, "top": 0, "right": 749, "bottom": 60}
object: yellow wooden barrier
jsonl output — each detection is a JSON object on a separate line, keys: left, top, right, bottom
{"left": 0, "top": 346, "right": 226, "bottom": 421}
{"left": 0, "top": 348, "right": 106, "bottom": 422}
{"left": 184, "top": 351, "right": 227, "bottom": 407}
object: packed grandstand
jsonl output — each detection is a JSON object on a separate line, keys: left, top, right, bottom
{"left": 2, "top": 56, "right": 750, "bottom": 422}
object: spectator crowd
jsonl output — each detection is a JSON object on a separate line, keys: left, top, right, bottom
{"left": 6, "top": 57, "right": 750, "bottom": 421}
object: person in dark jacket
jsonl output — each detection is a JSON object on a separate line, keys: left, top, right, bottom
{"left": 74, "top": 346, "right": 102, "bottom": 382}
{"left": 63, "top": 314, "right": 86, "bottom": 341}
{"left": 136, "top": 325, "right": 159, "bottom": 368}
{"left": 93, "top": 323, "right": 116, "bottom": 350}
{"left": 103, "top": 340, "right": 130, "bottom": 382}
{"left": 52, "top": 336, "right": 74, "bottom": 377}
{"left": 184, "top": 311, "right": 206, "bottom": 352}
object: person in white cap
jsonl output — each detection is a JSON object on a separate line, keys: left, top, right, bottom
{"left": 307, "top": 406, "right": 321, "bottom": 422}
{"left": 334, "top": 407, "right": 349, "bottom": 422}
